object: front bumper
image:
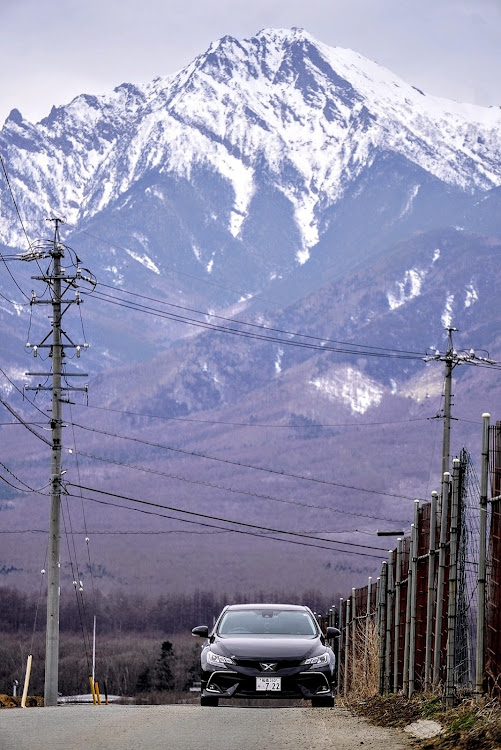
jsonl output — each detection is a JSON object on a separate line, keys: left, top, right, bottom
{"left": 202, "top": 665, "right": 334, "bottom": 700}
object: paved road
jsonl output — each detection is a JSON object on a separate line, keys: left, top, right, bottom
{"left": 0, "top": 703, "right": 410, "bottom": 750}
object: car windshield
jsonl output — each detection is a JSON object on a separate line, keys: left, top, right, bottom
{"left": 218, "top": 609, "right": 318, "bottom": 636}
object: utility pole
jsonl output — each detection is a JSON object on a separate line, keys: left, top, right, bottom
{"left": 25, "top": 218, "right": 90, "bottom": 706}
{"left": 426, "top": 327, "right": 496, "bottom": 480}
{"left": 425, "top": 328, "right": 496, "bottom": 686}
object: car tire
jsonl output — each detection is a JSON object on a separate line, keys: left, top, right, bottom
{"left": 311, "top": 696, "right": 334, "bottom": 707}
{"left": 201, "top": 695, "right": 219, "bottom": 707}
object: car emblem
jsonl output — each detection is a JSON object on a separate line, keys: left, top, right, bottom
{"left": 260, "top": 662, "right": 277, "bottom": 672}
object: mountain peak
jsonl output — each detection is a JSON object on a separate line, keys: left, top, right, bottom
{"left": 2, "top": 28, "right": 501, "bottom": 256}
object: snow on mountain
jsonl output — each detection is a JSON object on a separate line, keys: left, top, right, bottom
{"left": 2, "top": 28, "right": 501, "bottom": 260}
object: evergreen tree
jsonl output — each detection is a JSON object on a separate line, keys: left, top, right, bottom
{"left": 153, "top": 641, "right": 175, "bottom": 691}
{"left": 135, "top": 666, "right": 152, "bottom": 693}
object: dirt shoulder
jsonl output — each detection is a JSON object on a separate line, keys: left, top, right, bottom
{"left": 345, "top": 694, "right": 501, "bottom": 749}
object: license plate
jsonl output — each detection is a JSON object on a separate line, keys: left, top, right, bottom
{"left": 256, "top": 676, "right": 281, "bottom": 691}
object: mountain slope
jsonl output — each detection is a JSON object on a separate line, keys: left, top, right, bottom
{"left": 1, "top": 30, "right": 500, "bottom": 595}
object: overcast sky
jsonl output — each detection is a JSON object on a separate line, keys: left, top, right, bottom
{"left": 1, "top": 0, "right": 500, "bottom": 126}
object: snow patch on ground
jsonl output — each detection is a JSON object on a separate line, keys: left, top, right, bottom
{"left": 386, "top": 247, "right": 443, "bottom": 311}
{"left": 104, "top": 266, "right": 124, "bottom": 285}
{"left": 399, "top": 184, "right": 420, "bottom": 218}
{"left": 275, "top": 347, "right": 284, "bottom": 376}
{"left": 124, "top": 249, "right": 160, "bottom": 274}
{"left": 441, "top": 293, "right": 455, "bottom": 328}
{"left": 387, "top": 268, "right": 425, "bottom": 310}
{"left": 464, "top": 283, "right": 478, "bottom": 308}
{"left": 310, "top": 367, "right": 383, "bottom": 414}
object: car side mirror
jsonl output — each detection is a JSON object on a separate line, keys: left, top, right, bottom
{"left": 192, "top": 625, "right": 210, "bottom": 638}
{"left": 325, "top": 626, "right": 341, "bottom": 639}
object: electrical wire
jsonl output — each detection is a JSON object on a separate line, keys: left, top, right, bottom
{"left": 70, "top": 421, "right": 427, "bottom": 503}
{"left": 0, "top": 368, "right": 49, "bottom": 418}
{"left": 0, "top": 397, "right": 50, "bottom": 445}
{"left": 72, "top": 401, "right": 431, "bottom": 430}
{"left": 92, "top": 282, "right": 426, "bottom": 358}
{"left": 0, "top": 461, "right": 50, "bottom": 493}
{"left": 68, "top": 402, "right": 96, "bottom": 610}
{"left": 77, "top": 227, "right": 282, "bottom": 306}
{"left": 0, "top": 154, "right": 33, "bottom": 254}
{"left": 72, "top": 447, "right": 411, "bottom": 524}
{"left": 64, "top": 481, "right": 392, "bottom": 552}
{"left": 64, "top": 485, "right": 388, "bottom": 560}
{"left": 86, "top": 287, "right": 426, "bottom": 361}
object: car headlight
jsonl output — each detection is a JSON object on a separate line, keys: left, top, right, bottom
{"left": 302, "top": 652, "right": 330, "bottom": 668}
{"left": 206, "top": 650, "right": 235, "bottom": 667}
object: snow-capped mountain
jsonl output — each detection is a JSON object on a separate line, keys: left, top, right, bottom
{"left": 1, "top": 30, "right": 501, "bottom": 595}
{"left": 2, "top": 28, "right": 501, "bottom": 277}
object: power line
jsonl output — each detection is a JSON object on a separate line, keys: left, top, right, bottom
{"left": 86, "top": 288, "right": 425, "bottom": 361}
{"left": 72, "top": 447, "right": 411, "bottom": 524}
{"left": 64, "top": 483, "right": 388, "bottom": 559}
{"left": 92, "top": 281, "right": 425, "bottom": 358}
{"left": 77, "top": 227, "right": 282, "bottom": 306}
{"left": 64, "top": 481, "right": 391, "bottom": 551}
{"left": 0, "top": 368, "right": 49, "bottom": 418}
{"left": 73, "top": 401, "right": 431, "bottom": 430}
{"left": 0, "top": 397, "right": 51, "bottom": 445}
{"left": 0, "top": 154, "right": 33, "bottom": 255}
{"left": 71, "top": 421, "right": 426, "bottom": 503}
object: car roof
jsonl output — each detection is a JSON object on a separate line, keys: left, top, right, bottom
{"left": 223, "top": 603, "right": 310, "bottom": 611}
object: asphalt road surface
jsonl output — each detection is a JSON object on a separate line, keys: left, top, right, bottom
{"left": 0, "top": 703, "right": 410, "bottom": 750}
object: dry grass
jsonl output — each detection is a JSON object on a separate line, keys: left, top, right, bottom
{"left": 338, "top": 617, "right": 501, "bottom": 748}
{"left": 339, "top": 617, "right": 380, "bottom": 699}
{"left": 343, "top": 692, "right": 501, "bottom": 749}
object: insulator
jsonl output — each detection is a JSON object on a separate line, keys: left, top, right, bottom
{"left": 75, "top": 291, "right": 81, "bottom": 303}
{"left": 76, "top": 345, "right": 81, "bottom": 358}
{"left": 33, "top": 345, "right": 38, "bottom": 357}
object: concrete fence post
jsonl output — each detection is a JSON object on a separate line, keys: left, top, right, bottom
{"left": 476, "top": 413, "right": 490, "bottom": 700}
{"left": 378, "top": 563, "right": 387, "bottom": 695}
{"left": 344, "top": 597, "right": 351, "bottom": 697}
{"left": 434, "top": 472, "right": 451, "bottom": 685}
{"left": 352, "top": 588, "right": 357, "bottom": 686}
{"left": 446, "top": 457, "right": 460, "bottom": 706}
{"left": 364, "top": 576, "right": 372, "bottom": 684}
{"left": 408, "top": 501, "right": 420, "bottom": 697}
{"left": 424, "top": 491, "right": 438, "bottom": 691}
{"left": 393, "top": 538, "right": 402, "bottom": 693}
{"left": 385, "top": 551, "right": 394, "bottom": 694}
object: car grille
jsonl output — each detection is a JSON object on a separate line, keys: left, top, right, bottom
{"left": 233, "top": 659, "right": 302, "bottom": 672}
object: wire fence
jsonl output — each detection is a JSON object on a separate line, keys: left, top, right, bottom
{"left": 332, "top": 418, "right": 501, "bottom": 703}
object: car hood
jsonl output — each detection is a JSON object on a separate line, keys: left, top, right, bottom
{"left": 215, "top": 636, "right": 320, "bottom": 660}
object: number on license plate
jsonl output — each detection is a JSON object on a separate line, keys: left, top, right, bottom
{"left": 256, "top": 676, "right": 281, "bottom": 691}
